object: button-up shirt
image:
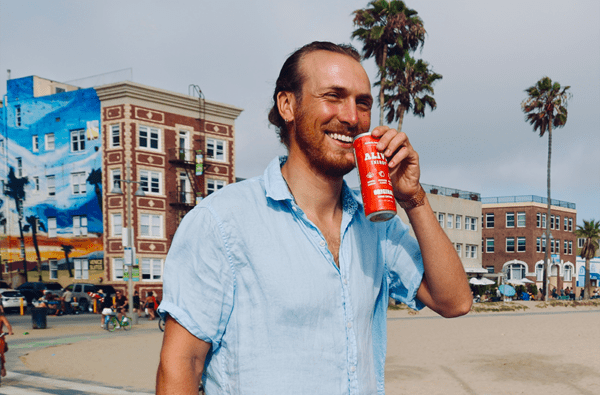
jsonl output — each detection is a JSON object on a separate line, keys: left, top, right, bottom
{"left": 159, "top": 156, "right": 424, "bottom": 395}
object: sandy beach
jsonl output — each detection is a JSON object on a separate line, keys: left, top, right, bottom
{"left": 18, "top": 301, "right": 600, "bottom": 394}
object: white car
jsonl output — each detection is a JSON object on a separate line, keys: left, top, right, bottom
{"left": 1, "top": 290, "right": 28, "bottom": 313}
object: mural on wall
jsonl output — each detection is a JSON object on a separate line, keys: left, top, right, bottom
{"left": 0, "top": 77, "right": 103, "bottom": 281}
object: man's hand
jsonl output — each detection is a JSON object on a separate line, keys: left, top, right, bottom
{"left": 371, "top": 126, "right": 421, "bottom": 201}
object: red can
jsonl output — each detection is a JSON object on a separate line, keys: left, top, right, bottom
{"left": 353, "top": 133, "right": 397, "bottom": 222}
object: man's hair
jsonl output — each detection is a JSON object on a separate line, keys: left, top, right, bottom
{"left": 268, "top": 41, "right": 361, "bottom": 148}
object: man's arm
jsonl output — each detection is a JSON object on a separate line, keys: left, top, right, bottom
{"left": 156, "top": 316, "right": 211, "bottom": 394}
{"left": 373, "top": 126, "right": 472, "bottom": 318}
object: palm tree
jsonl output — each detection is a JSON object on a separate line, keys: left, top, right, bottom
{"left": 61, "top": 244, "right": 74, "bottom": 278}
{"left": 3, "top": 167, "right": 29, "bottom": 278}
{"left": 24, "top": 215, "right": 46, "bottom": 281}
{"left": 575, "top": 219, "right": 600, "bottom": 300}
{"left": 352, "top": 0, "right": 426, "bottom": 126}
{"left": 381, "top": 52, "right": 442, "bottom": 133}
{"left": 521, "top": 76, "right": 571, "bottom": 300}
{"left": 87, "top": 168, "right": 103, "bottom": 215}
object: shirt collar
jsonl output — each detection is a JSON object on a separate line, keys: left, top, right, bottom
{"left": 264, "top": 156, "right": 362, "bottom": 215}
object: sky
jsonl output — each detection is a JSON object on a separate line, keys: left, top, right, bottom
{"left": 1, "top": 0, "right": 598, "bottom": 225}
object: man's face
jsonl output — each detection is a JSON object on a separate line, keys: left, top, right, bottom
{"left": 290, "top": 51, "right": 373, "bottom": 178}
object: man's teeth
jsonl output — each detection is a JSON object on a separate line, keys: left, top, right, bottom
{"left": 329, "top": 133, "right": 353, "bottom": 143}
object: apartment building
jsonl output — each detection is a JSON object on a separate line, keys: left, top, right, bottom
{"left": 397, "top": 183, "right": 484, "bottom": 274}
{"left": 481, "top": 196, "right": 577, "bottom": 291}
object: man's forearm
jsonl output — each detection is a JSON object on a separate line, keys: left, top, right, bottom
{"left": 405, "top": 196, "right": 472, "bottom": 317}
{"left": 156, "top": 358, "right": 203, "bottom": 394}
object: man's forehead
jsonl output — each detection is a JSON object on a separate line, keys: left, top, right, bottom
{"left": 300, "top": 50, "right": 371, "bottom": 90}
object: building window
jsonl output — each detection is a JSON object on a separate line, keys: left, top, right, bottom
{"left": 550, "top": 215, "right": 555, "bottom": 230}
{"left": 73, "top": 216, "right": 88, "bottom": 236}
{"left": 536, "top": 213, "right": 541, "bottom": 227}
{"left": 550, "top": 239, "right": 555, "bottom": 254}
{"left": 47, "top": 175, "right": 56, "bottom": 196}
{"left": 74, "top": 258, "right": 89, "bottom": 280}
{"left": 536, "top": 263, "right": 544, "bottom": 281}
{"left": 45, "top": 133, "right": 55, "bottom": 151}
{"left": 578, "top": 238, "right": 585, "bottom": 249}
{"left": 455, "top": 243, "right": 462, "bottom": 257}
{"left": 113, "top": 258, "right": 124, "bottom": 281}
{"left": 466, "top": 245, "right": 477, "bottom": 258}
{"left": 555, "top": 216, "right": 560, "bottom": 230}
{"left": 206, "top": 179, "right": 226, "bottom": 195}
{"left": 542, "top": 214, "right": 546, "bottom": 229}
{"left": 517, "top": 237, "right": 526, "bottom": 252}
{"left": 111, "top": 124, "right": 120, "bottom": 148}
{"left": 179, "top": 131, "right": 191, "bottom": 160}
{"left": 15, "top": 105, "right": 21, "bottom": 126}
{"left": 49, "top": 260, "right": 58, "bottom": 280}
{"left": 506, "top": 237, "right": 515, "bottom": 253}
{"left": 507, "top": 264, "right": 526, "bottom": 281}
{"left": 455, "top": 215, "right": 462, "bottom": 229}
{"left": 71, "top": 172, "right": 87, "bottom": 195}
{"left": 71, "top": 129, "right": 86, "bottom": 152}
{"left": 206, "top": 138, "right": 226, "bottom": 161}
{"left": 48, "top": 217, "right": 57, "bottom": 238}
{"left": 447, "top": 214, "right": 453, "bottom": 229}
{"left": 32, "top": 176, "right": 40, "bottom": 192}
{"left": 110, "top": 169, "right": 122, "bottom": 191}
{"left": 141, "top": 258, "right": 163, "bottom": 281}
{"left": 485, "top": 213, "right": 494, "bottom": 228}
{"left": 140, "top": 214, "right": 162, "bottom": 237}
{"left": 536, "top": 238, "right": 541, "bottom": 252}
{"left": 486, "top": 238, "right": 494, "bottom": 253}
{"left": 568, "top": 241, "right": 572, "bottom": 255}
{"left": 140, "top": 170, "right": 161, "bottom": 194}
{"left": 564, "top": 265, "right": 572, "bottom": 282}
{"left": 32, "top": 135, "right": 39, "bottom": 152}
{"left": 468, "top": 217, "right": 477, "bottom": 231}
{"left": 568, "top": 218, "right": 573, "bottom": 232}
{"left": 517, "top": 212, "right": 526, "bottom": 227}
{"left": 555, "top": 240, "right": 561, "bottom": 254}
{"left": 438, "top": 213, "right": 445, "bottom": 228}
{"left": 16, "top": 157, "right": 23, "bottom": 177}
{"left": 564, "top": 217, "right": 568, "bottom": 231}
{"left": 112, "top": 213, "right": 122, "bottom": 237}
{"left": 138, "top": 125, "right": 160, "bottom": 150}
{"left": 506, "top": 212, "right": 514, "bottom": 228}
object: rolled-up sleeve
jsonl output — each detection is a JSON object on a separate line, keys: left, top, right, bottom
{"left": 158, "top": 206, "right": 235, "bottom": 349}
{"left": 385, "top": 218, "right": 425, "bottom": 310}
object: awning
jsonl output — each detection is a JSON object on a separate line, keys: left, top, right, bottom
{"left": 465, "top": 267, "right": 488, "bottom": 274}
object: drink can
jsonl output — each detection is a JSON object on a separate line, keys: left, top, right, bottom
{"left": 353, "top": 133, "right": 397, "bottom": 222}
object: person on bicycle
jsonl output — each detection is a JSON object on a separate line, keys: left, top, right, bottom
{"left": 0, "top": 306, "right": 14, "bottom": 377}
{"left": 99, "top": 290, "right": 114, "bottom": 329}
{"left": 115, "top": 291, "right": 128, "bottom": 324}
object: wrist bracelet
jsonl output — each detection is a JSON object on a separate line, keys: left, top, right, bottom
{"left": 397, "top": 184, "right": 426, "bottom": 210}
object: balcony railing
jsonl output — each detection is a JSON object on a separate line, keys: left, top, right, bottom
{"left": 168, "top": 148, "right": 196, "bottom": 164}
{"left": 481, "top": 195, "right": 576, "bottom": 209}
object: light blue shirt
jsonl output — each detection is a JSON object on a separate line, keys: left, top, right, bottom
{"left": 159, "top": 156, "right": 424, "bottom": 395}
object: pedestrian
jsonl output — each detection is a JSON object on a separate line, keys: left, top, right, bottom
{"left": 0, "top": 306, "right": 14, "bottom": 377}
{"left": 61, "top": 287, "right": 74, "bottom": 314}
{"left": 156, "top": 41, "right": 472, "bottom": 394}
{"left": 133, "top": 291, "right": 142, "bottom": 317}
{"left": 144, "top": 291, "right": 157, "bottom": 320}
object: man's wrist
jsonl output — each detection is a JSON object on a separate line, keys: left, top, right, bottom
{"left": 397, "top": 184, "right": 426, "bottom": 210}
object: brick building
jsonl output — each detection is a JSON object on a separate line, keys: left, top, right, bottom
{"left": 482, "top": 196, "right": 577, "bottom": 292}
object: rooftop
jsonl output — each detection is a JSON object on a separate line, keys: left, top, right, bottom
{"left": 481, "top": 195, "right": 576, "bottom": 209}
{"left": 421, "top": 183, "right": 481, "bottom": 202}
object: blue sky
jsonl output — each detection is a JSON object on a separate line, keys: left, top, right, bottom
{"left": 1, "top": 0, "right": 598, "bottom": 224}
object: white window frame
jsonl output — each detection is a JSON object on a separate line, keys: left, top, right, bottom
{"left": 33, "top": 176, "right": 40, "bottom": 192}
{"left": 47, "top": 175, "right": 56, "bottom": 197}
{"left": 141, "top": 257, "right": 163, "bottom": 281}
{"left": 517, "top": 237, "right": 526, "bottom": 252}
{"left": 455, "top": 215, "right": 462, "bottom": 230}
{"left": 49, "top": 259, "right": 58, "bottom": 280}
{"left": 568, "top": 218, "right": 573, "bottom": 232}
{"left": 506, "top": 237, "right": 515, "bottom": 253}
{"left": 486, "top": 238, "right": 494, "bottom": 253}
{"left": 470, "top": 217, "right": 477, "bottom": 231}
{"left": 113, "top": 258, "right": 124, "bottom": 281}
{"left": 45, "top": 133, "right": 55, "bottom": 151}
{"left": 506, "top": 212, "right": 514, "bottom": 228}
{"left": 71, "top": 129, "right": 86, "bottom": 152}
{"left": 550, "top": 215, "right": 555, "bottom": 230}
{"left": 71, "top": 172, "right": 87, "bottom": 195}
{"left": 568, "top": 241, "right": 572, "bottom": 255}
{"left": 206, "top": 178, "right": 226, "bottom": 195}
{"left": 564, "top": 217, "right": 568, "bottom": 231}
{"left": 111, "top": 213, "right": 123, "bottom": 237}
{"left": 578, "top": 238, "right": 585, "bottom": 249}
{"left": 542, "top": 214, "right": 547, "bottom": 229}
{"left": 537, "top": 213, "right": 541, "bottom": 228}
{"left": 507, "top": 264, "right": 525, "bottom": 281}
{"left": 485, "top": 213, "right": 494, "bottom": 228}
{"left": 140, "top": 170, "right": 162, "bottom": 195}
{"left": 140, "top": 213, "right": 162, "bottom": 238}
{"left": 110, "top": 124, "right": 121, "bottom": 148}
{"left": 138, "top": 125, "right": 161, "bottom": 151}
{"left": 555, "top": 216, "right": 560, "bottom": 230}
{"left": 455, "top": 243, "right": 462, "bottom": 257}
{"left": 74, "top": 258, "right": 89, "bottom": 280}
{"left": 536, "top": 263, "right": 544, "bottom": 281}
{"left": 517, "top": 212, "right": 526, "bottom": 227}
{"left": 48, "top": 217, "right": 57, "bottom": 238}
{"left": 179, "top": 130, "right": 191, "bottom": 160}
{"left": 206, "top": 138, "right": 227, "bottom": 162}
{"left": 73, "top": 215, "right": 88, "bottom": 237}
{"left": 447, "top": 214, "right": 453, "bottom": 229}
{"left": 32, "top": 135, "right": 39, "bottom": 152}
{"left": 438, "top": 213, "right": 445, "bottom": 228}
{"left": 564, "top": 265, "right": 573, "bottom": 282}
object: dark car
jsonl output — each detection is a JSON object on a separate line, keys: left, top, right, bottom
{"left": 62, "top": 283, "right": 117, "bottom": 312}
{"left": 16, "top": 282, "right": 63, "bottom": 305}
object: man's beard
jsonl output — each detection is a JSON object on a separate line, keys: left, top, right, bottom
{"left": 292, "top": 109, "right": 358, "bottom": 178}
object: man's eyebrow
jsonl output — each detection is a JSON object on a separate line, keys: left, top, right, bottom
{"left": 326, "top": 86, "right": 373, "bottom": 102}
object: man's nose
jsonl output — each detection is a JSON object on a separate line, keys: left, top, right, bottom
{"left": 338, "top": 100, "right": 359, "bottom": 128}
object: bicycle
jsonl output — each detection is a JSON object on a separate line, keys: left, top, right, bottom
{"left": 0, "top": 332, "right": 8, "bottom": 387}
{"left": 158, "top": 310, "right": 166, "bottom": 332}
{"left": 104, "top": 309, "right": 131, "bottom": 332}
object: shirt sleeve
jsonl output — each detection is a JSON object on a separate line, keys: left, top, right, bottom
{"left": 158, "top": 205, "right": 235, "bottom": 348}
{"left": 385, "top": 217, "right": 425, "bottom": 310}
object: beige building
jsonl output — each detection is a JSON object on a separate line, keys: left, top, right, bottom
{"left": 396, "top": 183, "right": 484, "bottom": 274}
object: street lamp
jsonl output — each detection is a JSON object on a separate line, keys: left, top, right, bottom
{"left": 111, "top": 161, "right": 145, "bottom": 325}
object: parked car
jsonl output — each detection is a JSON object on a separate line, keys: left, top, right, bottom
{"left": 0, "top": 290, "right": 28, "bottom": 313}
{"left": 16, "top": 282, "right": 63, "bottom": 305}
{"left": 0, "top": 281, "right": 13, "bottom": 293}
{"left": 62, "top": 283, "right": 117, "bottom": 312}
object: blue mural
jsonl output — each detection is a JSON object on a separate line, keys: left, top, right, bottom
{"left": 1, "top": 76, "right": 103, "bottom": 264}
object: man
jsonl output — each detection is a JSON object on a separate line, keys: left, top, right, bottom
{"left": 157, "top": 41, "right": 472, "bottom": 394}
{"left": 0, "top": 307, "right": 14, "bottom": 377}
{"left": 115, "top": 290, "right": 128, "bottom": 324}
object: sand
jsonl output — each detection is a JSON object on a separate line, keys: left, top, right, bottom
{"left": 19, "top": 301, "right": 600, "bottom": 394}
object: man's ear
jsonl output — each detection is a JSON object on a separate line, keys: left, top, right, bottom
{"left": 277, "top": 91, "right": 296, "bottom": 123}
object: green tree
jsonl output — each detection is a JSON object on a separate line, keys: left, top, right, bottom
{"left": 3, "top": 167, "right": 29, "bottom": 278}
{"left": 61, "top": 244, "right": 74, "bottom": 278}
{"left": 87, "top": 168, "right": 103, "bottom": 215}
{"left": 521, "top": 77, "right": 571, "bottom": 300}
{"left": 575, "top": 219, "right": 600, "bottom": 300}
{"left": 24, "top": 215, "right": 46, "bottom": 281}
{"left": 382, "top": 52, "right": 442, "bottom": 132}
{"left": 352, "top": 0, "right": 425, "bottom": 126}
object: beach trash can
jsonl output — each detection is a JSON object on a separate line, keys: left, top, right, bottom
{"left": 31, "top": 307, "right": 48, "bottom": 329}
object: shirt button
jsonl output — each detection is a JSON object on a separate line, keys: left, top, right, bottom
{"left": 292, "top": 206, "right": 297, "bottom": 211}
{"left": 343, "top": 278, "right": 348, "bottom": 285}
{"left": 320, "top": 240, "right": 326, "bottom": 247}
{"left": 346, "top": 322, "right": 352, "bottom": 329}
{"left": 350, "top": 366, "right": 356, "bottom": 372}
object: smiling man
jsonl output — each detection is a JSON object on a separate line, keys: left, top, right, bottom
{"left": 157, "top": 41, "right": 472, "bottom": 395}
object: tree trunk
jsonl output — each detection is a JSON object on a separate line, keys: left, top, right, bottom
{"left": 32, "top": 230, "right": 43, "bottom": 282}
{"left": 379, "top": 49, "right": 388, "bottom": 126}
{"left": 397, "top": 106, "right": 406, "bottom": 134}
{"left": 65, "top": 253, "right": 73, "bottom": 277}
{"left": 18, "top": 218, "right": 28, "bottom": 280}
{"left": 95, "top": 184, "right": 103, "bottom": 215}
{"left": 584, "top": 248, "right": 591, "bottom": 300}
{"left": 543, "top": 125, "right": 552, "bottom": 301}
